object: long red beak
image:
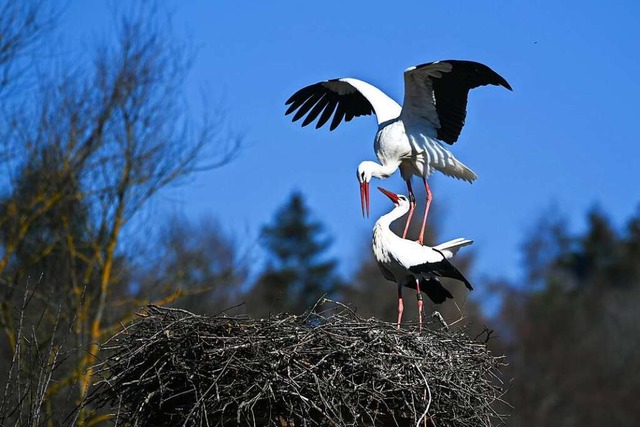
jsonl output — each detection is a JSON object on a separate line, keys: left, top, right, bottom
{"left": 378, "top": 186, "right": 399, "bottom": 204}
{"left": 360, "top": 181, "right": 370, "bottom": 218}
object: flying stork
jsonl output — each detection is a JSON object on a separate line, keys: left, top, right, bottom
{"left": 373, "top": 186, "right": 473, "bottom": 330}
{"left": 285, "top": 59, "right": 511, "bottom": 244}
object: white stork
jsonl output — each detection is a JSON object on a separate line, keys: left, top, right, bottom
{"left": 373, "top": 186, "right": 473, "bottom": 329}
{"left": 285, "top": 59, "right": 511, "bottom": 244}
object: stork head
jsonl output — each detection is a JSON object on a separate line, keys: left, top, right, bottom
{"left": 356, "top": 161, "right": 377, "bottom": 218}
{"left": 378, "top": 187, "right": 410, "bottom": 208}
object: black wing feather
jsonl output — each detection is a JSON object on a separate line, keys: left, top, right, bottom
{"left": 302, "top": 94, "right": 329, "bottom": 127}
{"left": 330, "top": 101, "right": 347, "bottom": 131}
{"left": 377, "top": 263, "right": 396, "bottom": 282}
{"left": 413, "top": 60, "right": 512, "bottom": 144}
{"left": 404, "top": 277, "right": 453, "bottom": 304}
{"left": 409, "top": 253, "right": 473, "bottom": 291}
{"left": 285, "top": 86, "right": 316, "bottom": 115}
{"left": 285, "top": 80, "right": 374, "bottom": 131}
{"left": 292, "top": 91, "right": 324, "bottom": 122}
{"left": 315, "top": 98, "right": 338, "bottom": 129}
{"left": 378, "top": 258, "right": 459, "bottom": 304}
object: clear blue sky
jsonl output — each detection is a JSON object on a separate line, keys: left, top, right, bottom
{"left": 64, "top": 1, "right": 640, "bottom": 285}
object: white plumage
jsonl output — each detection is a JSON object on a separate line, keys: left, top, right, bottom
{"left": 285, "top": 59, "right": 511, "bottom": 244}
{"left": 372, "top": 187, "right": 473, "bottom": 329}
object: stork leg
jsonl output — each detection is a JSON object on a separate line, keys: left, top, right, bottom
{"left": 417, "top": 178, "right": 433, "bottom": 245}
{"left": 396, "top": 283, "right": 404, "bottom": 329}
{"left": 402, "top": 179, "right": 416, "bottom": 239}
{"left": 415, "top": 279, "right": 424, "bottom": 331}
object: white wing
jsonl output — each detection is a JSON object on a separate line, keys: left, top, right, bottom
{"left": 399, "top": 60, "right": 512, "bottom": 145}
{"left": 391, "top": 239, "right": 444, "bottom": 270}
{"left": 400, "top": 61, "right": 453, "bottom": 137}
{"left": 374, "top": 223, "right": 473, "bottom": 290}
{"left": 285, "top": 78, "right": 401, "bottom": 131}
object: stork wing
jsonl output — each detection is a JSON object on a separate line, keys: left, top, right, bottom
{"left": 285, "top": 78, "right": 401, "bottom": 131}
{"left": 404, "top": 277, "right": 453, "bottom": 304}
{"left": 409, "top": 252, "right": 473, "bottom": 291}
{"left": 400, "top": 60, "right": 512, "bottom": 144}
{"left": 377, "top": 263, "right": 396, "bottom": 283}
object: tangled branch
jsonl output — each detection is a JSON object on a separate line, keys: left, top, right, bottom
{"left": 91, "top": 299, "right": 507, "bottom": 426}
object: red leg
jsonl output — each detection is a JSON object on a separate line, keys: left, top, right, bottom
{"left": 417, "top": 178, "right": 433, "bottom": 245}
{"left": 415, "top": 279, "right": 424, "bottom": 331}
{"left": 397, "top": 283, "right": 404, "bottom": 329}
{"left": 402, "top": 179, "right": 416, "bottom": 239}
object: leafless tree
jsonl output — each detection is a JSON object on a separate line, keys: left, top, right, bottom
{"left": 0, "top": 0, "right": 57, "bottom": 97}
{"left": 136, "top": 214, "right": 248, "bottom": 316}
{"left": 0, "top": 3, "right": 240, "bottom": 424}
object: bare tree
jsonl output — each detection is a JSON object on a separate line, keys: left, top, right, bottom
{"left": 0, "top": 0, "right": 56, "bottom": 97}
{"left": 136, "top": 214, "right": 248, "bottom": 315}
{"left": 0, "top": 4, "right": 240, "bottom": 424}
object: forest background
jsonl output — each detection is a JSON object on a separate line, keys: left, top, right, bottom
{"left": 1, "top": 1, "right": 639, "bottom": 425}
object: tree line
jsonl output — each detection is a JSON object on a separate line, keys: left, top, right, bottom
{"left": 1, "top": 2, "right": 638, "bottom": 426}
{"left": 0, "top": 2, "right": 239, "bottom": 424}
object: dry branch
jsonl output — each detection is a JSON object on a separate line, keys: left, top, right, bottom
{"left": 91, "top": 299, "right": 507, "bottom": 426}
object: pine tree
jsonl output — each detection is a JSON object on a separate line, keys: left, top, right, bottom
{"left": 247, "top": 192, "right": 343, "bottom": 315}
{"left": 496, "top": 206, "right": 640, "bottom": 427}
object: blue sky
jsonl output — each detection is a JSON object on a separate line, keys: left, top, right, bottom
{"left": 64, "top": 1, "right": 640, "bottom": 285}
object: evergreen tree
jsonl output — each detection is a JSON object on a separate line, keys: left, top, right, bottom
{"left": 247, "top": 192, "right": 343, "bottom": 315}
{"left": 496, "top": 206, "right": 640, "bottom": 427}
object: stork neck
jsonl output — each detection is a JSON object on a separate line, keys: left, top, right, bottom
{"left": 341, "top": 78, "right": 401, "bottom": 124}
{"left": 368, "top": 160, "right": 401, "bottom": 180}
{"left": 375, "top": 203, "right": 410, "bottom": 229}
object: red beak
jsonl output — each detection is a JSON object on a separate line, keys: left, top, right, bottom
{"left": 360, "top": 181, "right": 370, "bottom": 218}
{"left": 378, "top": 186, "right": 399, "bottom": 204}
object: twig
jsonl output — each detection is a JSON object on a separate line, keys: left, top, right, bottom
{"left": 90, "top": 298, "right": 508, "bottom": 426}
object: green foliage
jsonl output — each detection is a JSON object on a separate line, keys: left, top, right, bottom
{"left": 248, "top": 192, "right": 343, "bottom": 314}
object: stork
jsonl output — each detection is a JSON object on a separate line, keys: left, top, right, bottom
{"left": 285, "top": 60, "right": 511, "bottom": 244}
{"left": 373, "top": 186, "right": 473, "bottom": 330}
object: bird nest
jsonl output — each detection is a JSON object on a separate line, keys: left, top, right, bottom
{"left": 91, "top": 299, "right": 507, "bottom": 426}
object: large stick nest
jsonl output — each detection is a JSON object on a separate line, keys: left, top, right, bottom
{"left": 91, "top": 300, "right": 507, "bottom": 426}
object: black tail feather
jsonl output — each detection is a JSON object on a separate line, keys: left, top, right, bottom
{"left": 404, "top": 277, "right": 453, "bottom": 304}
{"left": 422, "top": 278, "right": 453, "bottom": 304}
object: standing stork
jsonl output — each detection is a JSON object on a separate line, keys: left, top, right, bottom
{"left": 285, "top": 59, "right": 511, "bottom": 244}
{"left": 373, "top": 186, "right": 473, "bottom": 329}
